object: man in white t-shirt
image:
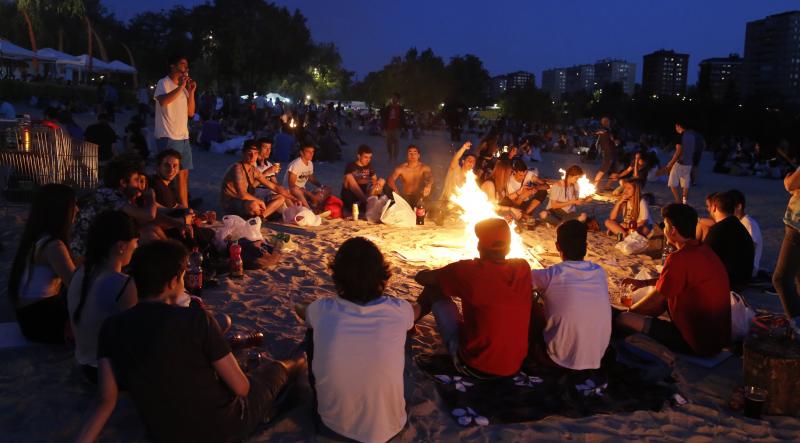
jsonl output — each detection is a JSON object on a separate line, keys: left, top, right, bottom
{"left": 295, "top": 237, "right": 417, "bottom": 443}
{"left": 730, "top": 189, "right": 763, "bottom": 278}
{"left": 285, "top": 143, "right": 324, "bottom": 208}
{"left": 154, "top": 54, "right": 196, "bottom": 208}
{"left": 529, "top": 220, "right": 611, "bottom": 370}
{"left": 501, "top": 159, "right": 549, "bottom": 217}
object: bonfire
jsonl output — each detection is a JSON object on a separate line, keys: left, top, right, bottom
{"left": 449, "top": 171, "right": 529, "bottom": 260}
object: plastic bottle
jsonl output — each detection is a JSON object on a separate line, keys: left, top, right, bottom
{"left": 415, "top": 199, "right": 426, "bottom": 225}
{"left": 185, "top": 247, "right": 204, "bottom": 295}
{"left": 352, "top": 203, "right": 359, "bottom": 221}
{"left": 229, "top": 240, "right": 244, "bottom": 278}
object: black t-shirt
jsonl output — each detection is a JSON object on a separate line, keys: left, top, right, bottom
{"left": 84, "top": 122, "right": 118, "bottom": 161}
{"left": 98, "top": 303, "right": 236, "bottom": 443}
{"left": 150, "top": 175, "right": 180, "bottom": 209}
{"left": 344, "top": 162, "right": 375, "bottom": 186}
{"left": 705, "top": 216, "right": 755, "bottom": 291}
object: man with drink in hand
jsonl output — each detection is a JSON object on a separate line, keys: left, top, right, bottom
{"left": 154, "top": 54, "right": 197, "bottom": 208}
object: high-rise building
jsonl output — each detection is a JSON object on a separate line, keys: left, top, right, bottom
{"left": 541, "top": 68, "right": 567, "bottom": 100}
{"left": 490, "top": 71, "right": 535, "bottom": 98}
{"left": 698, "top": 54, "right": 743, "bottom": 101}
{"left": 642, "top": 49, "right": 689, "bottom": 96}
{"left": 742, "top": 11, "right": 800, "bottom": 104}
{"left": 565, "top": 64, "right": 595, "bottom": 94}
{"left": 594, "top": 59, "right": 637, "bottom": 95}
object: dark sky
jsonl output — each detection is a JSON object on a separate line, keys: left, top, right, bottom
{"left": 105, "top": 0, "right": 799, "bottom": 85}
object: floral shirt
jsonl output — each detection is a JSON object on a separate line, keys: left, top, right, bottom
{"left": 70, "top": 188, "right": 128, "bottom": 258}
{"left": 785, "top": 168, "right": 800, "bottom": 231}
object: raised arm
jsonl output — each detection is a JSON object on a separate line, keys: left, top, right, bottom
{"left": 155, "top": 77, "right": 186, "bottom": 107}
{"left": 449, "top": 141, "right": 472, "bottom": 171}
{"left": 122, "top": 189, "right": 157, "bottom": 224}
{"left": 187, "top": 80, "right": 197, "bottom": 117}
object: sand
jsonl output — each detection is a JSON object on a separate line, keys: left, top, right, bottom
{"left": 0, "top": 106, "right": 798, "bottom": 441}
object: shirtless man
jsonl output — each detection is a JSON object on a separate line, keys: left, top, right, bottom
{"left": 388, "top": 145, "right": 433, "bottom": 205}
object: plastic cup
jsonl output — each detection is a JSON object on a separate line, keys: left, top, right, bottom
{"left": 743, "top": 386, "right": 767, "bottom": 419}
{"left": 621, "top": 294, "right": 633, "bottom": 308}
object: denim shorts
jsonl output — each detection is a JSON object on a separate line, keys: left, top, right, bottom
{"left": 156, "top": 138, "right": 193, "bottom": 170}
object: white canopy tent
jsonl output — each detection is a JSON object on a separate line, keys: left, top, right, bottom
{"left": 0, "top": 40, "right": 56, "bottom": 61}
{"left": 75, "top": 55, "right": 114, "bottom": 72}
{"left": 107, "top": 60, "right": 137, "bottom": 74}
{"left": 37, "top": 47, "right": 80, "bottom": 63}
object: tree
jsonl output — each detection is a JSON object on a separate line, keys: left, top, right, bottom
{"left": 14, "top": 0, "right": 85, "bottom": 70}
{"left": 445, "top": 54, "right": 490, "bottom": 108}
{"left": 499, "top": 84, "right": 555, "bottom": 123}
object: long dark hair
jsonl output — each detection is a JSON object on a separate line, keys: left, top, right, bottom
{"left": 72, "top": 210, "right": 138, "bottom": 324}
{"left": 8, "top": 184, "right": 76, "bottom": 303}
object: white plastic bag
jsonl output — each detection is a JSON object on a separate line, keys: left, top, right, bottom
{"left": 380, "top": 193, "right": 416, "bottom": 227}
{"left": 213, "top": 215, "right": 263, "bottom": 250}
{"left": 282, "top": 205, "right": 321, "bottom": 226}
{"left": 615, "top": 231, "right": 649, "bottom": 255}
{"left": 366, "top": 195, "right": 389, "bottom": 222}
{"left": 731, "top": 291, "right": 756, "bottom": 343}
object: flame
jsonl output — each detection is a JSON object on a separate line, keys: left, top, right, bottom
{"left": 557, "top": 168, "right": 595, "bottom": 198}
{"left": 289, "top": 118, "right": 297, "bottom": 128}
{"left": 449, "top": 171, "right": 528, "bottom": 259}
{"left": 577, "top": 175, "right": 596, "bottom": 198}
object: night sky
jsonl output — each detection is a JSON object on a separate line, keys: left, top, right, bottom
{"left": 105, "top": 0, "right": 799, "bottom": 84}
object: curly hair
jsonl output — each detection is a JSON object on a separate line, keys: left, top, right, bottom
{"left": 330, "top": 237, "right": 391, "bottom": 305}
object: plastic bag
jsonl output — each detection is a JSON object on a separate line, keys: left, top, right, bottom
{"left": 366, "top": 195, "right": 390, "bottom": 222}
{"left": 380, "top": 193, "right": 416, "bottom": 227}
{"left": 282, "top": 205, "right": 321, "bottom": 226}
{"left": 731, "top": 291, "right": 756, "bottom": 343}
{"left": 615, "top": 231, "right": 649, "bottom": 255}
{"left": 324, "top": 196, "right": 344, "bottom": 219}
{"left": 214, "top": 215, "right": 263, "bottom": 249}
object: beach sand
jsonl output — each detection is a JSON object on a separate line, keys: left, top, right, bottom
{"left": 0, "top": 107, "right": 798, "bottom": 441}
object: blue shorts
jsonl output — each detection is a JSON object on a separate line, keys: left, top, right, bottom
{"left": 156, "top": 138, "right": 193, "bottom": 170}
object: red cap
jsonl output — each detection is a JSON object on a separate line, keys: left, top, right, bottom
{"left": 475, "top": 218, "right": 511, "bottom": 251}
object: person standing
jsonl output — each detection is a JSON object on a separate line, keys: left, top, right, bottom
{"left": 661, "top": 120, "right": 698, "bottom": 204}
{"left": 773, "top": 166, "right": 800, "bottom": 324}
{"left": 592, "top": 117, "right": 617, "bottom": 191}
{"left": 382, "top": 94, "right": 403, "bottom": 163}
{"left": 154, "top": 54, "right": 197, "bottom": 208}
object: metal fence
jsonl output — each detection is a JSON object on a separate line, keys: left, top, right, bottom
{"left": 0, "top": 123, "right": 98, "bottom": 190}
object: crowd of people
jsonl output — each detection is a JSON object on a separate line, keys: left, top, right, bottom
{"left": 6, "top": 54, "right": 800, "bottom": 443}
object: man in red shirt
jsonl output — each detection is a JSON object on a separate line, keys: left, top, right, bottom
{"left": 415, "top": 218, "right": 533, "bottom": 377}
{"left": 615, "top": 203, "right": 731, "bottom": 356}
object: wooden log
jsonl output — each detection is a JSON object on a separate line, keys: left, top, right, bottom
{"left": 743, "top": 335, "right": 800, "bottom": 416}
